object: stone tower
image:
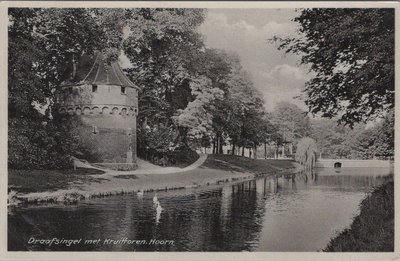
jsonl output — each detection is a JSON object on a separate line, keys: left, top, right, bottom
{"left": 56, "top": 52, "right": 139, "bottom": 170}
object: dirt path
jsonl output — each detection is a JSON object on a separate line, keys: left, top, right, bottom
{"left": 101, "top": 153, "right": 208, "bottom": 176}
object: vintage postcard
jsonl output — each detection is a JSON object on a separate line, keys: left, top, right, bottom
{"left": 1, "top": 1, "right": 398, "bottom": 261}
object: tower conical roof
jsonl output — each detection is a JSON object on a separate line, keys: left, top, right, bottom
{"left": 60, "top": 52, "right": 137, "bottom": 88}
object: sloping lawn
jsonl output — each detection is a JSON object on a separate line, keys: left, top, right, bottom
{"left": 9, "top": 168, "right": 107, "bottom": 193}
{"left": 202, "top": 154, "right": 298, "bottom": 173}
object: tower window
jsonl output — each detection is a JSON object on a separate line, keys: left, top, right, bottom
{"left": 121, "top": 86, "right": 126, "bottom": 94}
{"left": 92, "top": 84, "right": 98, "bottom": 93}
{"left": 92, "top": 126, "right": 98, "bottom": 134}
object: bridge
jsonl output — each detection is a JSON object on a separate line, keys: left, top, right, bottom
{"left": 315, "top": 159, "right": 392, "bottom": 168}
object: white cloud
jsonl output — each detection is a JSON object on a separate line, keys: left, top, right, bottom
{"left": 232, "top": 20, "right": 257, "bottom": 32}
{"left": 199, "top": 10, "right": 307, "bottom": 111}
{"left": 253, "top": 64, "right": 310, "bottom": 111}
{"left": 262, "top": 21, "right": 297, "bottom": 38}
{"left": 264, "top": 64, "right": 308, "bottom": 81}
{"left": 199, "top": 12, "right": 297, "bottom": 56}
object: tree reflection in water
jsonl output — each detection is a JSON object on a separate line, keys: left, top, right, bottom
{"left": 8, "top": 168, "right": 391, "bottom": 251}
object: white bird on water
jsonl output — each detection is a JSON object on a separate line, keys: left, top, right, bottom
{"left": 137, "top": 189, "right": 144, "bottom": 198}
{"left": 155, "top": 201, "right": 163, "bottom": 224}
{"left": 156, "top": 201, "right": 163, "bottom": 212}
{"left": 153, "top": 193, "right": 158, "bottom": 204}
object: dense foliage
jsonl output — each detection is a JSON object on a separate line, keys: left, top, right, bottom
{"left": 120, "top": 9, "right": 276, "bottom": 163}
{"left": 274, "top": 8, "right": 394, "bottom": 126}
{"left": 8, "top": 8, "right": 106, "bottom": 169}
{"left": 270, "top": 102, "right": 311, "bottom": 145}
{"left": 9, "top": 8, "right": 276, "bottom": 168}
{"left": 9, "top": 8, "right": 394, "bottom": 169}
{"left": 309, "top": 110, "right": 394, "bottom": 159}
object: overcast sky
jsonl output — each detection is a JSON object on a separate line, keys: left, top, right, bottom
{"left": 199, "top": 8, "right": 310, "bottom": 111}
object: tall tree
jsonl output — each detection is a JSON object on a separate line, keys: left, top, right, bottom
{"left": 119, "top": 9, "right": 210, "bottom": 160}
{"left": 222, "top": 68, "right": 267, "bottom": 156}
{"left": 273, "top": 8, "right": 394, "bottom": 126}
{"left": 8, "top": 8, "right": 105, "bottom": 169}
{"left": 271, "top": 101, "right": 311, "bottom": 144}
{"left": 370, "top": 109, "right": 394, "bottom": 158}
{"left": 310, "top": 118, "right": 350, "bottom": 158}
{"left": 197, "top": 49, "right": 239, "bottom": 154}
{"left": 173, "top": 75, "right": 223, "bottom": 145}
{"left": 123, "top": 8, "right": 206, "bottom": 120}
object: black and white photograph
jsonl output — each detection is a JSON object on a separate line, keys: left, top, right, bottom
{"left": 3, "top": 1, "right": 397, "bottom": 258}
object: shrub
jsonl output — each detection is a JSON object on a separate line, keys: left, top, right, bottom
{"left": 167, "top": 145, "right": 199, "bottom": 167}
{"left": 8, "top": 114, "right": 77, "bottom": 170}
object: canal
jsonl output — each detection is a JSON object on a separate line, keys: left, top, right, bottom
{"left": 8, "top": 167, "right": 392, "bottom": 251}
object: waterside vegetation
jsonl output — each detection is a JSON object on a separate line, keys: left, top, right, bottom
{"left": 324, "top": 177, "right": 394, "bottom": 252}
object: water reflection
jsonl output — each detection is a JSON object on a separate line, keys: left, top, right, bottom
{"left": 8, "top": 167, "right": 391, "bottom": 251}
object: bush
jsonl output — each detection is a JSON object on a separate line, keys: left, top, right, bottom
{"left": 8, "top": 114, "right": 77, "bottom": 170}
{"left": 167, "top": 145, "right": 199, "bottom": 167}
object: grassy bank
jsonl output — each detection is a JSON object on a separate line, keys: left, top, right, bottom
{"left": 204, "top": 154, "right": 298, "bottom": 174}
{"left": 324, "top": 178, "right": 394, "bottom": 252}
{"left": 9, "top": 168, "right": 107, "bottom": 193}
{"left": 9, "top": 155, "right": 299, "bottom": 206}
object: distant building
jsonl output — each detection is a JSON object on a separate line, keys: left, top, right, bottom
{"left": 55, "top": 52, "right": 139, "bottom": 170}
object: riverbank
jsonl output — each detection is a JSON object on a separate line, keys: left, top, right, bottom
{"left": 324, "top": 177, "right": 394, "bottom": 252}
{"left": 9, "top": 154, "right": 300, "bottom": 206}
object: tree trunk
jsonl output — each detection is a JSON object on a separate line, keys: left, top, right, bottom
{"left": 264, "top": 142, "right": 267, "bottom": 159}
{"left": 178, "top": 127, "right": 189, "bottom": 148}
{"left": 232, "top": 143, "right": 236, "bottom": 155}
{"left": 142, "top": 116, "right": 148, "bottom": 129}
{"left": 217, "top": 135, "right": 222, "bottom": 154}
{"left": 212, "top": 140, "right": 216, "bottom": 154}
{"left": 254, "top": 144, "right": 257, "bottom": 159}
{"left": 242, "top": 146, "right": 245, "bottom": 156}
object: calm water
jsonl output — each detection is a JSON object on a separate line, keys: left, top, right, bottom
{"left": 8, "top": 167, "right": 392, "bottom": 251}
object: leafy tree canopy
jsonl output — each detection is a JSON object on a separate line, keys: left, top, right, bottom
{"left": 309, "top": 110, "right": 394, "bottom": 159}
{"left": 271, "top": 101, "right": 311, "bottom": 144}
{"left": 8, "top": 8, "right": 109, "bottom": 169}
{"left": 273, "top": 8, "right": 394, "bottom": 126}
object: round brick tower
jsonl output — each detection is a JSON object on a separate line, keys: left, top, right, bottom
{"left": 56, "top": 52, "right": 139, "bottom": 170}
